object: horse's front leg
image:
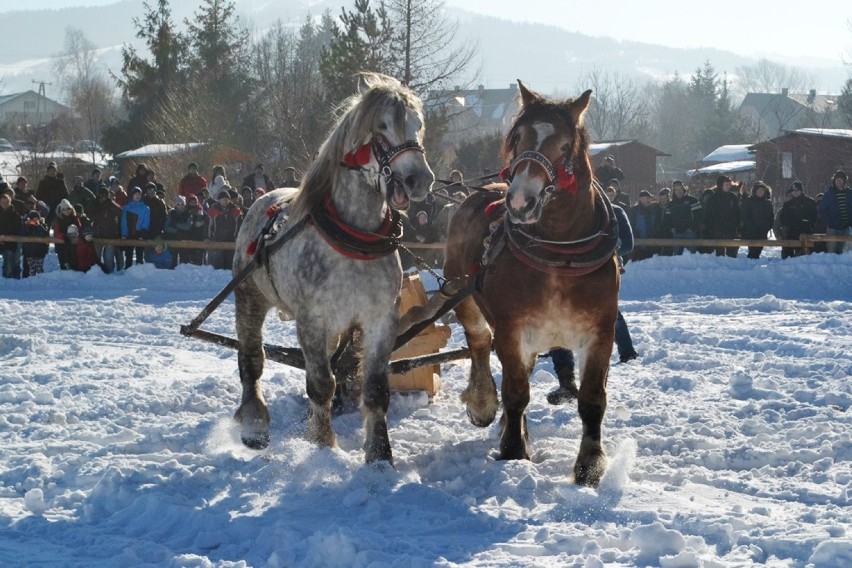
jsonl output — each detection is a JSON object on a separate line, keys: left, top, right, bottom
{"left": 298, "top": 324, "right": 338, "bottom": 449}
{"left": 493, "top": 330, "right": 535, "bottom": 461}
{"left": 455, "top": 297, "right": 499, "bottom": 427}
{"left": 359, "top": 315, "right": 397, "bottom": 465}
{"left": 574, "top": 331, "right": 613, "bottom": 487}
{"left": 234, "top": 280, "right": 273, "bottom": 449}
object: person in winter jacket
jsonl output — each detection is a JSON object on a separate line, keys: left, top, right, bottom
{"left": 147, "top": 237, "right": 173, "bottom": 269}
{"left": 661, "top": 180, "right": 704, "bottom": 255}
{"left": 143, "top": 182, "right": 168, "bottom": 238}
{"left": 35, "top": 162, "right": 69, "bottom": 226}
{"left": 90, "top": 186, "right": 124, "bottom": 273}
{"left": 208, "top": 175, "right": 228, "bottom": 203}
{"left": 53, "top": 199, "right": 81, "bottom": 270}
{"left": 240, "top": 164, "right": 275, "bottom": 193}
{"left": 740, "top": 181, "right": 775, "bottom": 259}
{"left": 75, "top": 225, "right": 100, "bottom": 272}
{"left": 68, "top": 175, "right": 97, "bottom": 215}
{"left": 21, "top": 210, "right": 49, "bottom": 276}
{"left": 207, "top": 189, "right": 242, "bottom": 269}
{"left": 778, "top": 181, "right": 818, "bottom": 258}
{"left": 703, "top": 175, "right": 742, "bottom": 257}
{"left": 0, "top": 192, "right": 22, "bottom": 278}
{"left": 178, "top": 162, "right": 208, "bottom": 201}
{"left": 182, "top": 194, "right": 209, "bottom": 265}
{"left": 121, "top": 187, "right": 151, "bottom": 267}
{"left": 627, "top": 190, "right": 659, "bottom": 261}
{"left": 127, "top": 163, "right": 148, "bottom": 194}
{"left": 164, "top": 195, "right": 193, "bottom": 267}
{"left": 83, "top": 168, "right": 102, "bottom": 194}
{"left": 108, "top": 177, "right": 128, "bottom": 207}
{"left": 817, "top": 170, "right": 851, "bottom": 254}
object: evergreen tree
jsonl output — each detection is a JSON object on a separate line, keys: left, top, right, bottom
{"left": 104, "top": 0, "right": 187, "bottom": 152}
{"left": 838, "top": 78, "right": 852, "bottom": 129}
{"left": 320, "top": 0, "right": 394, "bottom": 104}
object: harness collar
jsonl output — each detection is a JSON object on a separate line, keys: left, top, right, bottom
{"left": 310, "top": 194, "right": 402, "bottom": 260}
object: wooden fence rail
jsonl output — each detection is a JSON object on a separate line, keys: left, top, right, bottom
{"left": 1, "top": 235, "right": 851, "bottom": 253}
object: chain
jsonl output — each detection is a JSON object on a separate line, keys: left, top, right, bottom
{"left": 398, "top": 242, "right": 447, "bottom": 286}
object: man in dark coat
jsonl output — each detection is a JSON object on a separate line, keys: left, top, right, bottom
{"left": 778, "top": 181, "right": 818, "bottom": 258}
{"left": 207, "top": 189, "right": 242, "bottom": 269}
{"left": 83, "top": 168, "right": 102, "bottom": 194}
{"left": 594, "top": 154, "right": 624, "bottom": 186}
{"left": 703, "top": 175, "right": 742, "bottom": 257}
{"left": 241, "top": 164, "right": 276, "bottom": 192}
{"left": 739, "top": 181, "right": 774, "bottom": 259}
{"left": 68, "top": 176, "right": 97, "bottom": 216}
{"left": 817, "top": 170, "right": 851, "bottom": 254}
{"left": 143, "top": 182, "right": 168, "bottom": 238}
{"left": 90, "top": 186, "right": 124, "bottom": 273}
{"left": 627, "top": 190, "right": 659, "bottom": 261}
{"left": 0, "top": 192, "right": 22, "bottom": 278}
{"left": 164, "top": 195, "right": 193, "bottom": 267}
{"left": 35, "top": 162, "right": 68, "bottom": 225}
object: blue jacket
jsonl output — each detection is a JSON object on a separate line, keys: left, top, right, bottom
{"left": 612, "top": 203, "right": 634, "bottom": 257}
{"left": 121, "top": 200, "right": 151, "bottom": 238}
{"left": 818, "top": 187, "right": 851, "bottom": 230}
{"left": 148, "top": 248, "right": 173, "bottom": 269}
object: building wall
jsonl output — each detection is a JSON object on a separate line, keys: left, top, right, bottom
{"left": 754, "top": 135, "right": 852, "bottom": 197}
{"left": 0, "top": 91, "right": 69, "bottom": 124}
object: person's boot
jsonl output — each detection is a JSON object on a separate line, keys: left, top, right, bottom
{"left": 546, "top": 366, "right": 579, "bottom": 405}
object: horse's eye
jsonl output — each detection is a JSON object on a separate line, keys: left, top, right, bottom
{"left": 379, "top": 122, "right": 388, "bottom": 130}
{"left": 560, "top": 144, "right": 569, "bottom": 153}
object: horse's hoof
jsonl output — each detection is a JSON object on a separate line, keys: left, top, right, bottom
{"left": 546, "top": 386, "right": 577, "bottom": 406}
{"left": 498, "top": 446, "right": 531, "bottom": 461}
{"left": 467, "top": 407, "right": 495, "bottom": 428}
{"left": 241, "top": 432, "right": 270, "bottom": 450}
{"left": 574, "top": 451, "right": 606, "bottom": 487}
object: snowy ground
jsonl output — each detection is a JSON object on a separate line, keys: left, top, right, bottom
{"left": 0, "top": 249, "right": 850, "bottom": 567}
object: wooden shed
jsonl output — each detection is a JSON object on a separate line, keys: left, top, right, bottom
{"left": 749, "top": 129, "right": 852, "bottom": 197}
{"left": 113, "top": 143, "right": 253, "bottom": 197}
{"left": 590, "top": 140, "right": 670, "bottom": 205}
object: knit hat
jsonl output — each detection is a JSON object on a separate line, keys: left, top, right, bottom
{"left": 57, "top": 198, "right": 73, "bottom": 213}
{"left": 639, "top": 190, "right": 652, "bottom": 198}
{"left": 131, "top": 186, "right": 143, "bottom": 196}
{"left": 98, "top": 186, "right": 110, "bottom": 197}
{"left": 658, "top": 187, "right": 671, "bottom": 196}
{"left": 833, "top": 170, "right": 847, "bottom": 181}
{"left": 218, "top": 190, "right": 231, "bottom": 200}
{"left": 188, "top": 162, "right": 198, "bottom": 170}
{"left": 716, "top": 175, "right": 732, "bottom": 187}
{"left": 790, "top": 181, "right": 803, "bottom": 192}
{"left": 175, "top": 195, "right": 186, "bottom": 205}
{"left": 109, "top": 176, "right": 120, "bottom": 185}
{"left": 27, "top": 210, "right": 41, "bottom": 220}
{"left": 188, "top": 194, "right": 199, "bottom": 203}
{"left": 144, "top": 182, "right": 157, "bottom": 191}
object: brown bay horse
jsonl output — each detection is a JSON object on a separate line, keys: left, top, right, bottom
{"left": 443, "top": 83, "right": 619, "bottom": 486}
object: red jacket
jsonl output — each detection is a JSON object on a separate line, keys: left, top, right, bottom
{"left": 178, "top": 174, "right": 209, "bottom": 200}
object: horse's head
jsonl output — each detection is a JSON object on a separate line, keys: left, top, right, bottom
{"left": 344, "top": 74, "right": 435, "bottom": 211}
{"left": 502, "top": 82, "right": 592, "bottom": 225}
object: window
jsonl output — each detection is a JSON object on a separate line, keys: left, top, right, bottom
{"left": 781, "top": 152, "right": 793, "bottom": 179}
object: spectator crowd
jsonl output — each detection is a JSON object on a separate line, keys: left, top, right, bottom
{"left": 0, "top": 161, "right": 300, "bottom": 277}
{"left": 0, "top": 158, "right": 850, "bottom": 279}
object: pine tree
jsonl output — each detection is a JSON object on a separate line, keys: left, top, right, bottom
{"left": 104, "top": 0, "right": 187, "bottom": 152}
{"left": 320, "top": 0, "right": 394, "bottom": 104}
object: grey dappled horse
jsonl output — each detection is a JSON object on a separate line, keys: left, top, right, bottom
{"left": 231, "top": 74, "right": 434, "bottom": 464}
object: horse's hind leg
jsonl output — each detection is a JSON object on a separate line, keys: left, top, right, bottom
{"left": 574, "top": 334, "right": 612, "bottom": 486}
{"left": 234, "top": 279, "right": 273, "bottom": 449}
{"left": 358, "top": 316, "right": 396, "bottom": 465}
{"left": 494, "top": 331, "right": 534, "bottom": 460}
{"left": 455, "top": 297, "right": 499, "bottom": 427}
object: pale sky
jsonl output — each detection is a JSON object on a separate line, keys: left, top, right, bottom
{"left": 5, "top": 0, "right": 851, "bottom": 63}
{"left": 446, "top": 0, "right": 852, "bottom": 63}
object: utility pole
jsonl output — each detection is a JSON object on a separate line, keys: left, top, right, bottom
{"left": 31, "top": 80, "right": 53, "bottom": 127}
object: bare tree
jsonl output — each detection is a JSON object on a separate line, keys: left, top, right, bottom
{"left": 384, "top": 0, "right": 479, "bottom": 96}
{"left": 575, "top": 66, "right": 649, "bottom": 142}
{"left": 734, "top": 59, "right": 814, "bottom": 98}
{"left": 54, "top": 27, "right": 120, "bottom": 163}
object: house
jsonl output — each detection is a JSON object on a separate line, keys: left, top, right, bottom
{"left": 749, "top": 128, "right": 852, "bottom": 196}
{"left": 738, "top": 89, "right": 843, "bottom": 142}
{"left": 0, "top": 90, "right": 71, "bottom": 125}
{"left": 685, "top": 144, "right": 757, "bottom": 187}
{"left": 590, "top": 140, "right": 670, "bottom": 204}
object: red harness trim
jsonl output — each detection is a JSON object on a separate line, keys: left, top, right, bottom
{"left": 500, "top": 160, "right": 578, "bottom": 195}
{"left": 314, "top": 194, "right": 397, "bottom": 260}
{"left": 341, "top": 143, "right": 373, "bottom": 168}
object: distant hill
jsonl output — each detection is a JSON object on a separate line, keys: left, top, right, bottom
{"left": 0, "top": 0, "right": 846, "bottom": 101}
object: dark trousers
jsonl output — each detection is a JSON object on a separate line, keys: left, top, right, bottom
{"left": 746, "top": 246, "right": 763, "bottom": 259}
{"left": 124, "top": 245, "right": 145, "bottom": 267}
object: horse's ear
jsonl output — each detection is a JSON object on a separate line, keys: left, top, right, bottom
{"left": 356, "top": 73, "right": 371, "bottom": 95}
{"left": 517, "top": 80, "right": 541, "bottom": 107}
{"left": 570, "top": 89, "right": 593, "bottom": 124}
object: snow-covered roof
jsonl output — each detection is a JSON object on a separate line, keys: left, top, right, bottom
{"left": 0, "top": 150, "right": 110, "bottom": 175}
{"left": 589, "top": 141, "right": 631, "bottom": 156}
{"left": 686, "top": 160, "right": 756, "bottom": 177}
{"left": 115, "top": 143, "right": 205, "bottom": 159}
{"left": 701, "top": 144, "right": 752, "bottom": 164}
{"left": 790, "top": 128, "right": 852, "bottom": 139}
